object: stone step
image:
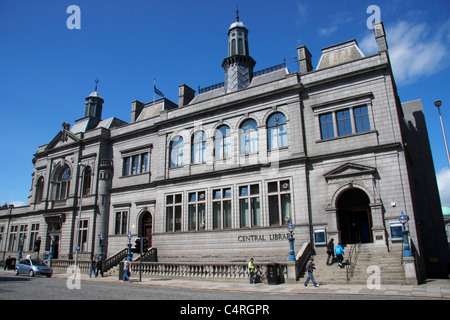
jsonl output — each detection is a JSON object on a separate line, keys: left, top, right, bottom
{"left": 299, "top": 244, "right": 409, "bottom": 285}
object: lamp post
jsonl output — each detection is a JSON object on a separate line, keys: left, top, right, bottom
{"left": 18, "top": 236, "right": 24, "bottom": 260}
{"left": 434, "top": 100, "right": 450, "bottom": 168}
{"left": 287, "top": 219, "right": 296, "bottom": 261}
{"left": 399, "top": 211, "right": 413, "bottom": 257}
{"left": 127, "top": 231, "right": 132, "bottom": 261}
{"left": 74, "top": 163, "right": 86, "bottom": 275}
{"left": 99, "top": 233, "right": 104, "bottom": 260}
{"left": 49, "top": 235, "right": 55, "bottom": 260}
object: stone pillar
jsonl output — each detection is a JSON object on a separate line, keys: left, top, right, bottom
{"left": 370, "top": 202, "right": 388, "bottom": 248}
{"left": 326, "top": 207, "right": 340, "bottom": 241}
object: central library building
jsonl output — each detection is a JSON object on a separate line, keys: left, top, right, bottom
{"left": 1, "top": 16, "right": 448, "bottom": 280}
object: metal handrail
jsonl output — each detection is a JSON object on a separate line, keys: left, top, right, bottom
{"left": 345, "top": 243, "right": 361, "bottom": 282}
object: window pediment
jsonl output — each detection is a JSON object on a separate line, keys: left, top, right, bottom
{"left": 324, "top": 163, "right": 376, "bottom": 182}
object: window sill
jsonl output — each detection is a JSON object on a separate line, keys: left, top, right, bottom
{"left": 316, "top": 129, "right": 377, "bottom": 143}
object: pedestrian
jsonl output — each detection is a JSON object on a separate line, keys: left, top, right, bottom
{"left": 3, "top": 256, "right": 11, "bottom": 271}
{"left": 335, "top": 242, "right": 345, "bottom": 268}
{"left": 248, "top": 258, "right": 255, "bottom": 284}
{"left": 96, "top": 257, "right": 104, "bottom": 277}
{"left": 123, "top": 258, "right": 131, "bottom": 282}
{"left": 326, "top": 238, "right": 335, "bottom": 266}
{"left": 304, "top": 257, "right": 319, "bottom": 287}
{"left": 89, "top": 258, "right": 97, "bottom": 278}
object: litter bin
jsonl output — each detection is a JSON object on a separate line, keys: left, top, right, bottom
{"left": 8, "top": 258, "right": 16, "bottom": 270}
{"left": 267, "top": 262, "right": 281, "bottom": 285}
{"left": 118, "top": 261, "right": 124, "bottom": 280}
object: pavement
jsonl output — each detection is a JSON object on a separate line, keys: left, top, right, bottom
{"left": 46, "top": 270, "right": 450, "bottom": 299}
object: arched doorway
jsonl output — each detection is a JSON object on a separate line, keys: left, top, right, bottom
{"left": 337, "top": 188, "right": 373, "bottom": 245}
{"left": 140, "top": 211, "right": 153, "bottom": 248}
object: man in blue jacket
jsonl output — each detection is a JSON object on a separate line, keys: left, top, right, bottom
{"left": 335, "top": 243, "right": 344, "bottom": 268}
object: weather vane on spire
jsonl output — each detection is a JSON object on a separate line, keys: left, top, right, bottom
{"left": 94, "top": 77, "right": 99, "bottom": 92}
{"left": 236, "top": 4, "right": 239, "bottom": 22}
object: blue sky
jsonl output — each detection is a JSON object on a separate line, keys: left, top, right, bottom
{"left": 0, "top": 0, "right": 449, "bottom": 211}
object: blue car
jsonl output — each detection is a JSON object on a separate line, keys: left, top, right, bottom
{"left": 14, "top": 258, "right": 53, "bottom": 277}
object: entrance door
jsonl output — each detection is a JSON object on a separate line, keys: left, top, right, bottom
{"left": 141, "top": 211, "right": 153, "bottom": 248}
{"left": 337, "top": 188, "right": 372, "bottom": 245}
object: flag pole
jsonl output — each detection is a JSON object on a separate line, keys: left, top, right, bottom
{"left": 153, "top": 78, "right": 156, "bottom": 105}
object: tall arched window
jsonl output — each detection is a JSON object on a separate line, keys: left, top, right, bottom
{"left": 35, "top": 177, "right": 44, "bottom": 203}
{"left": 170, "top": 136, "right": 184, "bottom": 168}
{"left": 82, "top": 166, "right": 92, "bottom": 196}
{"left": 215, "top": 125, "right": 231, "bottom": 159}
{"left": 267, "top": 113, "right": 288, "bottom": 150}
{"left": 240, "top": 119, "right": 258, "bottom": 154}
{"left": 55, "top": 165, "right": 71, "bottom": 200}
{"left": 192, "top": 131, "right": 206, "bottom": 164}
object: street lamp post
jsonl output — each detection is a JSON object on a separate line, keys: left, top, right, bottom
{"left": 49, "top": 235, "right": 55, "bottom": 260}
{"left": 399, "top": 211, "right": 413, "bottom": 257}
{"left": 18, "top": 236, "right": 24, "bottom": 260}
{"left": 434, "top": 100, "right": 450, "bottom": 168}
{"left": 74, "top": 163, "right": 86, "bottom": 275}
{"left": 127, "top": 231, "right": 132, "bottom": 261}
{"left": 99, "top": 233, "right": 104, "bottom": 260}
{"left": 287, "top": 219, "right": 296, "bottom": 261}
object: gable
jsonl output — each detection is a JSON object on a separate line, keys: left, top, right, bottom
{"left": 324, "top": 163, "right": 376, "bottom": 181}
{"left": 45, "top": 130, "right": 80, "bottom": 151}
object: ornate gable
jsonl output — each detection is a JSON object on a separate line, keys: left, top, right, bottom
{"left": 324, "top": 163, "right": 376, "bottom": 181}
{"left": 45, "top": 122, "right": 80, "bottom": 151}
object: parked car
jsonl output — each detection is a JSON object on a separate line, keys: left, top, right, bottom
{"left": 14, "top": 258, "right": 53, "bottom": 277}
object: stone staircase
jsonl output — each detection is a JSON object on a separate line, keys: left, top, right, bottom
{"left": 299, "top": 244, "right": 408, "bottom": 285}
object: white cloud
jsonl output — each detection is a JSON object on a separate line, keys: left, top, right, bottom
{"left": 318, "top": 26, "right": 338, "bottom": 37}
{"left": 437, "top": 167, "right": 450, "bottom": 207}
{"left": 360, "top": 19, "right": 450, "bottom": 84}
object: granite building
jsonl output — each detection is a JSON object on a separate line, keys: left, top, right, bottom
{"left": 1, "top": 17, "right": 448, "bottom": 280}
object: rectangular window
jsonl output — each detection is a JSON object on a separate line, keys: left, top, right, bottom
{"left": 354, "top": 106, "right": 370, "bottom": 133}
{"left": 28, "top": 224, "right": 39, "bottom": 251}
{"left": 115, "top": 211, "right": 128, "bottom": 235}
{"left": 337, "top": 109, "right": 352, "bottom": 136}
{"left": 166, "top": 194, "right": 182, "bottom": 232}
{"left": 320, "top": 113, "right": 334, "bottom": 140}
{"left": 18, "top": 224, "right": 28, "bottom": 246}
{"left": 123, "top": 152, "right": 150, "bottom": 176}
{"left": 212, "top": 188, "right": 232, "bottom": 229}
{"left": 8, "top": 225, "right": 18, "bottom": 251}
{"left": 268, "top": 180, "right": 292, "bottom": 226}
{"left": 188, "top": 191, "right": 206, "bottom": 231}
{"left": 78, "top": 219, "right": 89, "bottom": 252}
{"left": 239, "top": 184, "right": 260, "bottom": 228}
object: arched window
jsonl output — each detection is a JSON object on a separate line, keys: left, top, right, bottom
{"left": 240, "top": 119, "right": 258, "bottom": 154}
{"left": 215, "top": 125, "right": 231, "bottom": 159}
{"left": 55, "top": 165, "right": 71, "bottom": 200}
{"left": 170, "top": 136, "right": 184, "bottom": 168}
{"left": 267, "top": 113, "right": 288, "bottom": 150}
{"left": 192, "top": 131, "right": 206, "bottom": 164}
{"left": 35, "top": 177, "right": 44, "bottom": 203}
{"left": 82, "top": 166, "right": 92, "bottom": 196}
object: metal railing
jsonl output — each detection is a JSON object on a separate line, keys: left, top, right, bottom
{"left": 345, "top": 243, "right": 361, "bottom": 282}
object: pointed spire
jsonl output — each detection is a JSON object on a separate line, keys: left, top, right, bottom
{"left": 236, "top": 4, "right": 239, "bottom": 22}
